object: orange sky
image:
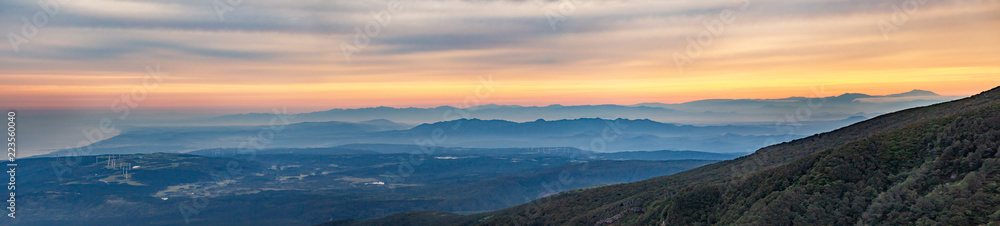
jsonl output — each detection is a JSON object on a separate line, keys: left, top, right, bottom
{"left": 1, "top": 0, "right": 998, "bottom": 112}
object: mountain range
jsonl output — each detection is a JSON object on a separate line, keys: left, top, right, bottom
{"left": 39, "top": 90, "right": 953, "bottom": 158}
{"left": 335, "top": 87, "right": 1000, "bottom": 225}
{"left": 40, "top": 115, "right": 873, "bottom": 157}
{"left": 21, "top": 89, "right": 958, "bottom": 157}
{"left": 165, "top": 89, "right": 955, "bottom": 126}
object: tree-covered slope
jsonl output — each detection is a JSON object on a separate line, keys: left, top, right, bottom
{"left": 651, "top": 94, "right": 1000, "bottom": 225}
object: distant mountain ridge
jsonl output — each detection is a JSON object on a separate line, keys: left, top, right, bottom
{"left": 34, "top": 90, "right": 956, "bottom": 158}
{"left": 885, "top": 89, "right": 939, "bottom": 97}
{"left": 177, "top": 90, "right": 958, "bottom": 126}
{"left": 41, "top": 116, "right": 872, "bottom": 157}
{"left": 186, "top": 145, "right": 747, "bottom": 161}
{"left": 23, "top": 89, "right": 959, "bottom": 157}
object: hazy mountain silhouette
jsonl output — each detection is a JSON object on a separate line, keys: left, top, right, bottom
{"left": 40, "top": 115, "right": 875, "bottom": 157}
{"left": 177, "top": 90, "right": 958, "bottom": 126}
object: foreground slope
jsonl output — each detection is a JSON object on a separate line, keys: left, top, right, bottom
{"left": 350, "top": 86, "right": 1000, "bottom": 225}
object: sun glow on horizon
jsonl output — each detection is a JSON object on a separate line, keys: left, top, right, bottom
{"left": 1, "top": 0, "right": 998, "bottom": 111}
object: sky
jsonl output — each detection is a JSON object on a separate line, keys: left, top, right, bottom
{"left": 1, "top": 0, "right": 998, "bottom": 112}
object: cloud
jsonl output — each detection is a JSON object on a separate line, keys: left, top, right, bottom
{"left": 1, "top": 0, "right": 998, "bottom": 109}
